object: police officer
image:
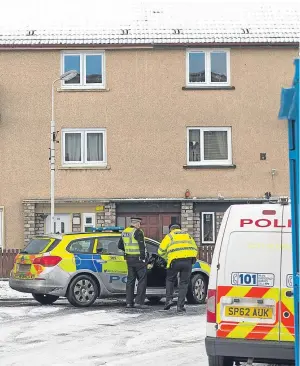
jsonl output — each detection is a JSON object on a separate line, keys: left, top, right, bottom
{"left": 118, "top": 217, "right": 148, "bottom": 309}
{"left": 158, "top": 223, "right": 198, "bottom": 313}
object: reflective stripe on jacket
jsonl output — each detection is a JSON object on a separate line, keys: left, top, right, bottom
{"left": 158, "top": 229, "right": 198, "bottom": 268}
{"left": 122, "top": 227, "right": 141, "bottom": 256}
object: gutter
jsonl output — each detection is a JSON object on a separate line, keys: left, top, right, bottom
{"left": 23, "top": 197, "right": 270, "bottom": 204}
{"left": 0, "top": 42, "right": 298, "bottom": 51}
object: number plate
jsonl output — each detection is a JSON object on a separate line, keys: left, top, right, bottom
{"left": 225, "top": 306, "right": 273, "bottom": 319}
{"left": 17, "top": 264, "right": 31, "bottom": 273}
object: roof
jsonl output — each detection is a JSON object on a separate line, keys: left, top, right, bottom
{"left": 0, "top": 3, "right": 299, "bottom": 47}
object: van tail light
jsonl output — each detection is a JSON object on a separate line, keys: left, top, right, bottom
{"left": 33, "top": 256, "right": 62, "bottom": 267}
{"left": 207, "top": 289, "right": 217, "bottom": 323}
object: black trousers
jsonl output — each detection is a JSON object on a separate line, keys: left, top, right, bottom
{"left": 126, "top": 256, "right": 147, "bottom": 305}
{"left": 166, "top": 258, "right": 193, "bottom": 308}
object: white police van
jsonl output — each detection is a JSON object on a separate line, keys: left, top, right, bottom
{"left": 205, "top": 200, "right": 295, "bottom": 366}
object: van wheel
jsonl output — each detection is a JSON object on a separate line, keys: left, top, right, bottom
{"left": 147, "top": 296, "right": 163, "bottom": 305}
{"left": 186, "top": 273, "right": 207, "bottom": 304}
{"left": 208, "top": 356, "right": 234, "bottom": 366}
{"left": 67, "top": 275, "right": 99, "bottom": 307}
{"left": 32, "top": 294, "right": 59, "bottom": 305}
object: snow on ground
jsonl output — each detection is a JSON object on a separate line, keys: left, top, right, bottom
{"left": 0, "top": 303, "right": 207, "bottom": 366}
{"left": 0, "top": 280, "right": 208, "bottom": 365}
{"left": 0, "top": 281, "right": 31, "bottom": 300}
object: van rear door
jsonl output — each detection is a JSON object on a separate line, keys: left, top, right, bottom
{"left": 280, "top": 205, "right": 295, "bottom": 341}
{"left": 216, "top": 205, "right": 282, "bottom": 341}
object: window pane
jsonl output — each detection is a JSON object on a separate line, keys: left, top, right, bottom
{"left": 65, "top": 133, "right": 81, "bottom": 162}
{"left": 204, "top": 131, "right": 228, "bottom": 160}
{"left": 64, "top": 55, "right": 80, "bottom": 84}
{"left": 211, "top": 52, "right": 227, "bottom": 83}
{"left": 189, "top": 130, "right": 201, "bottom": 162}
{"left": 189, "top": 52, "right": 205, "bottom": 83}
{"left": 68, "top": 239, "right": 94, "bottom": 253}
{"left": 86, "top": 55, "right": 103, "bottom": 84}
{"left": 202, "top": 213, "right": 214, "bottom": 243}
{"left": 98, "top": 237, "right": 123, "bottom": 255}
{"left": 87, "top": 133, "right": 104, "bottom": 161}
{"left": 23, "top": 239, "right": 52, "bottom": 254}
{"left": 86, "top": 217, "right": 92, "bottom": 224}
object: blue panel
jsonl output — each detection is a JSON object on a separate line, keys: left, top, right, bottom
{"left": 75, "top": 254, "right": 97, "bottom": 271}
{"left": 278, "top": 87, "right": 295, "bottom": 120}
{"left": 92, "top": 255, "right": 103, "bottom": 272}
{"left": 193, "top": 261, "right": 201, "bottom": 269}
{"left": 284, "top": 57, "right": 300, "bottom": 366}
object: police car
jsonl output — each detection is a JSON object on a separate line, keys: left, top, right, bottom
{"left": 9, "top": 227, "right": 210, "bottom": 307}
{"left": 205, "top": 202, "right": 294, "bottom": 366}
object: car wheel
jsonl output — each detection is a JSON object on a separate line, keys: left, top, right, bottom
{"left": 208, "top": 356, "right": 233, "bottom": 366}
{"left": 147, "top": 296, "right": 163, "bottom": 305}
{"left": 186, "top": 273, "right": 207, "bottom": 304}
{"left": 67, "top": 274, "right": 99, "bottom": 307}
{"left": 32, "top": 294, "right": 59, "bottom": 305}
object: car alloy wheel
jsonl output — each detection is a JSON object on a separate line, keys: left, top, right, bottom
{"left": 67, "top": 274, "right": 99, "bottom": 307}
{"left": 186, "top": 273, "right": 208, "bottom": 304}
{"left": 74, "top": 278, "right": 95, "bottom": 304}
{"left": 194, "top": 277, "right": 206, "bottom": 302}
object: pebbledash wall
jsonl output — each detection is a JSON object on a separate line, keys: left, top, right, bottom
{"left": 24, "top": 199, "right": 224, "bottom": 247}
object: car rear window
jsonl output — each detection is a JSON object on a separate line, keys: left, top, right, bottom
{"left": 21, "top": 238, "right": 54, "bottom": 254}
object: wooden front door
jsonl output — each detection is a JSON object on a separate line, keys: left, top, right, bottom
{"left": 116, "top": 214, "right": 181, "bottom": 241}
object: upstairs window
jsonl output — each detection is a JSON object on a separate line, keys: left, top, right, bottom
{"left": 61, "top": 51, "right": 105, "bottom": 89}
{"left": 62, "top": 128, "right": 107, "bottom": 167}
{"left": 187, "top": 49, "right": 230, "bottom": 86}
{"left": 187, "top": 127, "right": 232, "bottom": 166}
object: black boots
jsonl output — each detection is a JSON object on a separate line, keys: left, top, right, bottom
{"left": 164, "top": 300, "right": 173, "bottom": 310}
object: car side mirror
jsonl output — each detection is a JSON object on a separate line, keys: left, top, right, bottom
{"left": 96, "top": 248, "right": 104, "bottom": 254}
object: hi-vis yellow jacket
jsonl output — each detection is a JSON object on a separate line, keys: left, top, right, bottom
{"left": 158, "top": 229, "right": 198, "bottom": 268}
{"left": 121, "top": 227, "right": 142, "bottom": 256}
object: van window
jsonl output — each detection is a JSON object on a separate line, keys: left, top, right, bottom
{"left": 223, "top": 231, "right": 281, "bottom": 285}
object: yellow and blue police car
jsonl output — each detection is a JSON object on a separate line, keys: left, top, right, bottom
{"left": 9, "top": 227, "right": 210, "bottom": 307}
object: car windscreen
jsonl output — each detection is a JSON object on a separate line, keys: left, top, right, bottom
{"left": 146, "top": 240, "right": 159, "bottom": 254}
{"left": 21, "top": 238, "right": 53, "bottom": 254}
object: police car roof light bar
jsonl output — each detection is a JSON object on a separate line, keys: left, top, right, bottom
{"left": 87, "top": 226, "right": 124, "bottom": 232}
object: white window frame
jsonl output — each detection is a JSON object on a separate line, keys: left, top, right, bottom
{"left": 201, "top": 212, "right": 215, "bottom": 244}
{"left": 61, "top": 51, "right": 105, "bottom": 89}
{"left": 62, "top": 128, "right": 107, "bottom": 167}
{"left": 82, "top": 213, "right": 96, "bottom": 232}
{"left": 186, "top": 49, "right": 230, "bottom": 87}
{"left": 187, "top": 127, "right": 232, "bottom": 166}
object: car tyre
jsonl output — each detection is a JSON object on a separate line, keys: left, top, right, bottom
{"left": 67, "top": 274, "right": 99, "bottom": 307}
{"left": 147, "top": 296, "right": 163, "bottom": 305}
{"left": 186, "top": 273, "right": 207, "bottom": 304}
{"left": 32, "top": 293, "right": 59, "bottom": 305}
{"left": 208, "top": 356, "right": 233, "bottom": 366}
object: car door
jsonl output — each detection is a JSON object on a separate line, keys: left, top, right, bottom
{"left": 280, "top": 205, "right": 295, "bottom": 342}
{"left": 95, "top": 236, "right": 128, "bottom": 293}
{"left": 67, "top": 238, "right": 97, "bottom": 272}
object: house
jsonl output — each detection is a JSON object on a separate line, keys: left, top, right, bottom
{"left": 0, "top": 4, "right": 299, "bottom": 251}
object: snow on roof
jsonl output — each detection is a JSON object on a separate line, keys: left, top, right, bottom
{"left": 0, "top": 3, "right": 298, "bottom": 46}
